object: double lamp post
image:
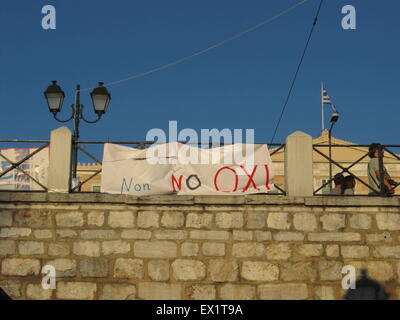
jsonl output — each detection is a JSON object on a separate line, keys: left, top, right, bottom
{"left": 44, "top": 81, "right": 111, "bottom": 185}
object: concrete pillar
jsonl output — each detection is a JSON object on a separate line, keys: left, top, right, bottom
{"left": 284, "top": 131, "right": 313, "bottom": 197}
{"left": 48, "top": 127, "right": 72, "bottom": 193}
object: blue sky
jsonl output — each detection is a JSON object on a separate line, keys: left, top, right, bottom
{"left": 1, "top": 0, "right": 399, "bottom": 149}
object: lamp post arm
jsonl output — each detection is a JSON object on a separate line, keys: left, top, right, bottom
{"left": 80, "top": 105, "right": 102, "bottom": 124}
{"left": 52, "top": 104, "right": 74, "bottom": 123}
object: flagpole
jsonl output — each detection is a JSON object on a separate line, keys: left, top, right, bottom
{"left": 321, "top": 82, "right": 325, "bottom": 132}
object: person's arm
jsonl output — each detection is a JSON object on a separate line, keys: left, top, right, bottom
{"left": 375, "top": 170, "right": 394, "bottom": 193}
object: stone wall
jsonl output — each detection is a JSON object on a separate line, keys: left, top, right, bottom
{"left": 1, "top": 193, "right": 400, "bottom": 300}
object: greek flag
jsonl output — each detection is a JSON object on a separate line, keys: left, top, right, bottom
{"left": 322, "top": 88, "right": 332, "bottom": 104}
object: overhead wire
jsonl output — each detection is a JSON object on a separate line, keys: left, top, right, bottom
{"left": 80, "top": 0, "right": 312, "bottom": 92}
{"left": 269, "top": 0, "right": 324, "bottom": 144}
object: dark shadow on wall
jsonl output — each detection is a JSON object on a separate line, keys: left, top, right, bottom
{"left": 0, "top": 287, "right": 12, "bottom": 300}
{"left": 344, "top": 269, "right": 389, "bottom": 300}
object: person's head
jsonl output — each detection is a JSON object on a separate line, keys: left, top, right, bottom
{"left": 333, "top": 173, "right": 345, "bottom": 187}
{"left": 343, "top": 175, "right": 356, "bottom": 189}
{"left": 369, "top": 143, "right": 383, "bottom": 158}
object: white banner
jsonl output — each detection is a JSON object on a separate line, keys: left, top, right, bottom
{"left": 0, "top": 147, "right": 49, "bottom": 191}
{"left": 101, "top": 143, "right": 274, "bottom": 196}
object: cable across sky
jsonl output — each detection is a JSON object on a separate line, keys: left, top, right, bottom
{"left": 80, "top": 0, "right": 312, "bottom": 92}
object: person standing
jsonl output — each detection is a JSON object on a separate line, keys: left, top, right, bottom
{"left": 367, "top": 143, "right": 394, "bottom": 195}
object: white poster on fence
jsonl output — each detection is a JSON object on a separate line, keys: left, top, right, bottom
{"left": 0, "top": 147, "right": 49, "bottom": 191}
{"left": 102, "top": 142, "right": 274, "bottom": 196}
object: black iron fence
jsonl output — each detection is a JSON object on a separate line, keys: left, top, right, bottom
{"left": 4, "top": 139, "right": 400, "bottom": 197}
{"left": 313, "top": 144, "right": 400, "bottom": 196}
{"left": 0, "top": 140, "right": 50, "bottom": 192}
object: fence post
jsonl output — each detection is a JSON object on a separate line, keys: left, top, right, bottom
{"left": 284, "top": 131, "right": 313, "bottom": 197}
{"left": 48, "top": 126, "right": 72, "bottom": 193}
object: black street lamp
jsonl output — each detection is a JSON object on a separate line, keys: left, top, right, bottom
{"left": 44, "top": 81, "right": 111, "bottom": 183}
{"left": 328, "top": 105, "right": 340, "bottom": 191}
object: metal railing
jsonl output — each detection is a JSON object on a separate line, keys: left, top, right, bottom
{"left": 0, "top": 140, "right": 50, "bottom": 192}
{"left": 313, "top": 144, "right": 400, "bottom": 196}
{"left": 0, "top": 139, "right": 285, "bottom": 195}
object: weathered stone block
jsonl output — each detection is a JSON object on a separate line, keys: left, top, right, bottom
{"left": 190, "top": 230, "right": 229, "bottom": 241}
{"left": 15, "top": 211, "right": 52, "bottom": 227}
{"left": 0, "top": 211, "right": 13, "bottom": 227}
{"left": 47, "top": 258, "right": 76, "bottom": 277}
{"left": 56, "top": 229, "right": 77, "bottom": 238}
{"left": 18, "top": 241, "right": 45, "bottom": 255}
{"left": 26, "top": 284, "right": 52, "bottom": 300}
{"left": 102, "top": 240, "right": 130, "bottom": 255}
{"left": 48, "top": 243, "right": 70, "bottom": 256}
{"left": 232, "top": 243, "right": 264, "bottom": 258}
{"left": 114, "top": 258, "right": 144, "bottom": 279}
{"left": 134, "top": 241, "right": 177, "bottom": 258}
{"left": 349, "top": 214, "right": 372, "bottom": 230}
{"left": 341, "top": 245, "right": 369, "bottom": 258}
{"left": 55, "top": 212, "right": 84, "bottom": 227}
{"left": 154, "top": 230, "right": 188, "bottom": 240}
{"left": 81, "top": 230, "right": 118, "bottom": 241}
{"left": 320, "top": 214, "right": 345, "bottom": 231}
{"left": 137, "top": 211, "right": 159, "bottom": 228}
{"left": 87, "top": 211, "right": 104, "bottom": 227}
{"left": 108, "top": 211, "right": 135, "bottom": 228}
{"left": 172, "top": 259, "right": 206, "bottom": 281}
{"left": 296, "top": 244, "right": 323, "bottom": 257}
{"left": 100, "top": 284, "right": 136, "bottom": 300}
{"left": 366, "top": 232, "right": 392, "bottom": 243}
{"left": 308, "top": 233, "right": 361, "bottom": 242}
{"left": 233, "top": 230, "right": 253, "bottom": 241}
{"left": 202, "top": 242, "right": 225, "bottom": 256}
{"left": 246, "top": 213, "right": 266, "bottom": 229}
{"left": 219, "top": 284, "right": 256, "bottom": 300}
{"left": 258, "top": 284, "right": 308, "bottom": 300}
{"left": 267, "top": 212, "right": 291, "bottom": 230}
{"left": 254, "top": 231, "right": 272, "bottom": 241}
{"left": 318, "top": 261, "right": 343, "bottom": 281}
{"left": 265, "top": 243, "right": 291, "bottom": 260}
{"left": 0, "top": 228, "right": 31, "bottom": 238}
{"left": 73, "top": 241, "right": 100, "bottom": 257}
{"left": 34, "top": 229, "right": 53, "bottom": 239}
{"left": 1, "top": 258, "right": 40, "bottom": 276}
{"left": 148, "top": 260, "right": 170, "bottom": 281}
{"left": 187, "top": 285, "right": 216, "bottom": 300}
{"left": 241, "top": 262, "right": 279, "bottom": 282}
{"left": 281, "top": 262, "right": 316, "bottom": 281}
{"left": 376, "top": 213, "right": 400, "bottom": 230}
{"left": 0, "top": 280, "right": 21, "bottom": 298}
{"left": 326, "top": 245, "right": 339, "bottom": 258}
{"left": 274, "top": 232, "right": 304, "bottom": 241}
{"left": 373, "top": 246, "right": 400, "bottom": 258}
{"left": 0, "top": 240, "right": 16, "bottom": 256}
{"left": 216, "top": 212, "right": 244, "bottom": 229}
{"left": 121, "top": 230, "right": 151, "bottom": 239}
{"left": 181, "top": 242, "right": 199, "bottom": 257}
{"left": 186, "top": 213, "right": 212, "bottom": 229}
{"left": 293, "top": 213, "right": 317, "bottom": 231}
{"left": 57, "top": 282, "right": 96, "bottom": 300}
{"left": 79, "top": 259, "right": 108, "bottom": 277}
{"left": 161, "top": 212, "right": 184, "bottom": 228}
{"left": 208, "top": 258, "right": 239, "bottom": 282}
{"left": 138, "top": 282, "right": 181, "bottom": 300}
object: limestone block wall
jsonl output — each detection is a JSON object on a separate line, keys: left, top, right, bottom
{"left": 1, "top": 193, "right": 400, "bottom": 300}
